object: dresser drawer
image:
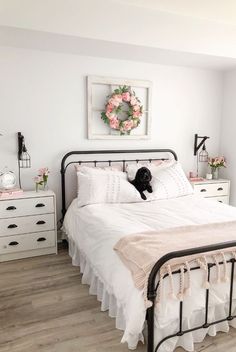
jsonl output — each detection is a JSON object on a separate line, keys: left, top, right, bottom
{"left": 208, "top": 196, "right": 229, "bottom": 204}
{"left": 0, "top": 231, "right": 56, "bottom": 254}
{"left": 194, "top": 182, "right": 229, "bottom": 197}
{"left": 0, "top": 196, "right": 54, "bottom": 218}
{"left": 0, "top": 214, "right": 55, "bottom": 237}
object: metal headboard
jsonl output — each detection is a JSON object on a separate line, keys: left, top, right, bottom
{"left": 60, "top": 148, "right": 178, "bottom": 219}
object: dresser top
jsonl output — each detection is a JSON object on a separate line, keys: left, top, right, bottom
{"left": 0, "top": 190, "right": 55, "bottom": 201}
{"left": 190, "top": 178, "right": 230, "bottom": 185}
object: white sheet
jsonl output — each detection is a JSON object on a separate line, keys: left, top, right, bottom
{"left": 63, "top": 195, "right": 236, "bottom": 351}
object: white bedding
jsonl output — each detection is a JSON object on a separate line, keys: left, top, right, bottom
{"left": 63, "top": 195, "right": 236, "bottom": 351}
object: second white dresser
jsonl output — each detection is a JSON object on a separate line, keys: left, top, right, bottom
{"left": 190, "top": 179, "right": 230, "bottom": 204}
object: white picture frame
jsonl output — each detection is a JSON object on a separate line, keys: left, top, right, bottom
{"left": 87, "top": 76, "right": 152, "bottom": 140}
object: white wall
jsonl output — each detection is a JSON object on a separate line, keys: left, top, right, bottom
{"left": 0, "top": 46, "right": 223, "bottom": 218}
{"left": 220, "top": 69, "right": 236, "bottom": 205}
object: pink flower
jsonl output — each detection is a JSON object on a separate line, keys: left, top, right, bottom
{"left": 123, "top": 120, "right": 134, "bottom": 131}
{"left": 133, "top": 110, "right": 142, "bottom": 118}
{"left": 107, "top": 112, "right": 117, "bottom": 120}
{"left": 34, "top": 176, "right": 43, "bottom": 183}
{"left": 106, "top": 103, "right": 114, "bottom": 113}
{"left": 122, "top": 92, "right": 131, "bottom": 102}
{"left": 109, "top": 94, "right": 122, "bottom": 107}
{"left": 109, "top": 117, "right": 120, "bottom": 129}
{"left": 133, "top": 104, "right": 140, "bottom": 111}
{"left": 38, "top": 167, "right": 49, "bottom": 176}
{"left": 130, "top": 95, "right": 137, "bottom": 106}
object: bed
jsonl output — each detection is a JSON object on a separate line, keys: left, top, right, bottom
{"left": 61, "top": 149, "right": 236, "bottom": 352}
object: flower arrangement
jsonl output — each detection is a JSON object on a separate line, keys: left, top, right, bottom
{"left": 101, "top": 85, "right": 143, "bottom": 135}
{"left": 208, "top": 156, "right": 226, "bottom": 179}
{"left": 208, "top": 156, "right": 226, "bottom": 170}
{"left": 33, "top": 167, "right": 49, "bottom": 192}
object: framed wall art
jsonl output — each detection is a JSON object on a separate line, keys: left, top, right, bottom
{"left": 87, "top": 76, "right": 152, "bottom": 140}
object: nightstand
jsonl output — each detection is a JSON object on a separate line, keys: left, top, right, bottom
{"left": 190, "top": 179, "right": 230, "bottom": 204}
{"left": 0, "top": 190, "right": 57, "bottom": 262}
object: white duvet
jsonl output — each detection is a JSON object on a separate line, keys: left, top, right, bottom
{"left": 63, "top": 195, "right": 236, "bottom": 351}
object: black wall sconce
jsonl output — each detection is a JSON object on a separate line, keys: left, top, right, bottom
{"left": 18, "top": 132, "right": 31, "bottom": 188}
{"left": 194, "top": 133, "right": 210, "bottom": 162}
{"left": 18, "top": 132, "right": 31, "bottom": 168}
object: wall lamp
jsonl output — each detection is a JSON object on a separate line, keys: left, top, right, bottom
{"left": 194, "top": 133, "right": 210, "bottom": 162}
{"left": 18, "top": 132, "right": 31, "bottom": 168}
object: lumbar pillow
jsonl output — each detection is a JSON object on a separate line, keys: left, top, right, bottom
{"left": 130, "top": 167, "right": 153, "bottom": 200}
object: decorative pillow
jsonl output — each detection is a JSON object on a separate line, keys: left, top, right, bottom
{"left": 74, "top": 164, "right": 123, "bottom": 172}
{"left": 151, "top": 162, "right": 193, "bottom": 200}
{"left": 77, "top": 167, "right": 141, "bottom": 207}
{"left": 126, "top": 159, "right": 175, "bottom": 181}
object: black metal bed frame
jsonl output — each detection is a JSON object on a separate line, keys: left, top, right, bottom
{"left": 60, "top": 149, "right": 236, "bottom": 352}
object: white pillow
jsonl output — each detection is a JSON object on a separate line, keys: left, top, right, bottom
{"left": 126, "top": 160, "right": 175, "bottom": 181}
{"left": 77, "top": 167, "right": 141, "bottom": 207}
{"left": 151, "top": 162, "right": 193, "bottom": 200}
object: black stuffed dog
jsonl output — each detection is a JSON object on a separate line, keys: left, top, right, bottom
{"left": 130, "top": 167, "right": 153, "bottom": 200}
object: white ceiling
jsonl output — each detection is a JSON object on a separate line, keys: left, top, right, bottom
{"left": 120, "top": 0, "right": 236, "bottom": 25}
{"left": 0, "top": 0, "right": 236, "bottom": 70}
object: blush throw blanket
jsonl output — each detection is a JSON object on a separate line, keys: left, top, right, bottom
{"left": 114, "top": 221, "right": 236, "bottom": 307}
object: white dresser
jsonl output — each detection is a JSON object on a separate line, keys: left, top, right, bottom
{"left": 0, "top": 190, "right": 57, "bottom": 262}
{"left": 190, "top": 179, "right": 230, "bottom": 204}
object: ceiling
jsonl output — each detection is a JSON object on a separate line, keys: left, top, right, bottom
{"left": 120, "top": 0, "right": 236, "bottom": 25}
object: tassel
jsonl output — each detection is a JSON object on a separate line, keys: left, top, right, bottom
{"left": 221, "top": 252, "right": 229, "bottom": 282}
{"left": 167, "top": 265, "right": 177, "bottom": 300}
{"left": 184, "top": 261, "right": 191, "bottom": 297}
{"left": 177, "top": 266, "right": 185, "bottom": 301}
{"left": 156, "top": 268, "right": 164, "bottom": 310}
{"left": 213, "top": 254, "right": 221, "bottom": 284}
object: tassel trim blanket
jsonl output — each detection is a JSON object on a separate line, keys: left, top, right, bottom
{"left": 114, "top": 221, "right": 236, "bottom": 308}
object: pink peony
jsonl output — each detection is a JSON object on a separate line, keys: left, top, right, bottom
{"left": 123, "top": 120, "right": 134, "bottom": 131}
{"left": 106, "top": 103, "right": 114, "bottom": 113}
{"left": 107, "top": 112, "right": 117, "bottom": 120}
{"left": 34, "top": 176, "right": 43, "bottom": 183}
{"left": 122, "top": 92, "right": 131, "bottom": 102}
{"left": 109, "top": 94, "right": 122, "bottom": 107}
{"left": 133, "top": 110, "right": 142, "bottom": 118}
{"left": 133, "top": 104, "right": 140, "bottom": 111}
{"left": 130, "top": 95, "right": 137, "bottom": 106}
{"left": 38, "top": 167, "right": 49, "bottom": 176}
{"left": 109, "top": 117, "right": 120, "bottom": 129}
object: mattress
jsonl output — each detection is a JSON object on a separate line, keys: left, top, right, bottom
{"left": 63, "top": 195, "right": 236, "bottom": 351}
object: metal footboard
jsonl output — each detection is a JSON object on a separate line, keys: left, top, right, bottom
{"left": 147, "top": 240, "right": 236, "bottom": 352}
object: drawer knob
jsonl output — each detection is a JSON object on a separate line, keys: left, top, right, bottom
{"left": 35, "top": 203, "right": 45, "bottom": 208}
{"left": 217, "top": 187, "right": 223, "bottom": 191}
{"left": 7, "top": 224, "right": 18, "bottom": 229}
{"left": 6, "top": 206, "right": 16, "bottom": 211}
{"left": 36, "top": 220, "right": 46, "bottom": 225}
{"left": 200, "top": 189, "right": 207, "bottom": 192}
{"left": 218, "top": 201, "right": 223, "bottom": 203}
{"left": 9, "top": 241, "right": 19, "bottom": 246}
{"left": 37, "top": 237, "right": 46, "bottom": 242}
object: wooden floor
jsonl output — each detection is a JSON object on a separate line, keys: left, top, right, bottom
{"left": 1, "top": 245, "right": 236, "bottom": 352}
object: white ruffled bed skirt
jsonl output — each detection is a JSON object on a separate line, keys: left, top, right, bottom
{"left": 68, "top": 237, "right": 236, "bottom": 351}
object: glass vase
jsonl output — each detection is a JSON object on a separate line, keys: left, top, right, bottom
{"left": 211, "top": 168, "right": 219, "bottom": 180}
{"left": 43, "top": 181, "right": 48, "bottom": 191}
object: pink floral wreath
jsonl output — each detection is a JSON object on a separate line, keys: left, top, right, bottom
{"left": 101, "top": 86, "right": 143, "bottom": 135}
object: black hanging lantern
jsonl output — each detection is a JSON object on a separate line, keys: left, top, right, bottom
{"left": 194, "top": 134, "right": 209, "bottom": 162}
{"left": 18, "top": 132, "right": 31, "bottom": 168}
{"left": 198, "top": 143, "right": 208, "bottom": 162}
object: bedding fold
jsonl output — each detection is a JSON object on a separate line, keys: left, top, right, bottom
{"left": 114, "top": 220, "right": 236, "bottom": 306}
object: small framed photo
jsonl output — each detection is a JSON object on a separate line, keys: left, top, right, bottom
{"left": 87, "top": 76, "right": 152, "bottom": 140}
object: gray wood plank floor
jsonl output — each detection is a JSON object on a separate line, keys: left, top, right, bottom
{"left": 0, "top": 245, "right": 235, "bottom": 352}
